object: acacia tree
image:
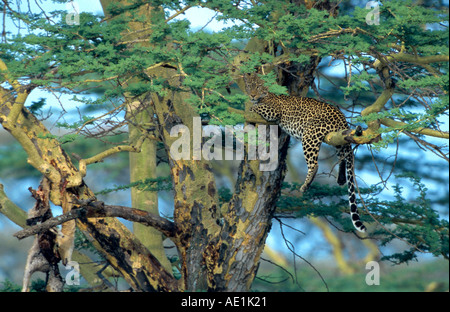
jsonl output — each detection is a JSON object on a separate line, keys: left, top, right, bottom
{"left": 0, "top": 0, "right": 448, "bottom": 292}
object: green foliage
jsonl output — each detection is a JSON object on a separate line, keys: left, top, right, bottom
{"left": 0, "top": 278, "right": 48, "bottom": 292}
{"left": 74, "top": 228, "right": 100, "bottom": 255}
{"left": 253, "top": 258, "right": 449, "bottom": 292}
{"left": 0, "top": 279, "right": 21, "bottom": 292}
{"left": 56, "top": 116, "right": 97, "bottom": 131}
{"left": 278, "top": 173, "right": 449, "bottom": 264}
{"left": 0, "top": 278, "right": 82, "bottom": 292}
{"left": 26, "top": 98, "right": 47, "bottom": 114}
{"left": 218, "top": 186, "right": 233, "bottom": 204}
{"left": 366, "top": 174, "right": 449, "bottom": 263}
{"left": 30, "top": 279, "right": 47, "bottom": 292}
{"left": 37, "top": 132, "right": 81, "bottom": 145}
{"left": 95, "top": 176, "right": 173, "bottom": 195}
{"left": 358, "top": 93, "right": 449, "bottom": 150}
{"left": 340, "top": 71, "right": 376, "bottom": 95}
{"left": 260, "top": 72, "right": 288, "bottom": 95}
{"left": 1, "top": 0, "right": 448, "bottom": 132}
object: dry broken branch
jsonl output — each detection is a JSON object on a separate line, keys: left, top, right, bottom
{"left": 14, "top": 199, "right": 176, "bottom": 240}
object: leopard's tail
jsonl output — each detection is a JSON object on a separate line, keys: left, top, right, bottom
{"left": 341, "top": 145, "right": 366, "bottom": 233}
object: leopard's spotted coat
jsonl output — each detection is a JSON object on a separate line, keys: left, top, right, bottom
{"left": 245, "top": 74, "right": 366, "bottom": 232}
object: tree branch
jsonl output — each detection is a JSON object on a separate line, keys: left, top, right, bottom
{"left": 1, "top": 119, "right": 63, "bottom": 184}
{"left": 0, "top": 59, "right": 31, "bottom": 124}
{"left": 385, "top": 53, "right": 449, "bottom": 65}
{"left": 308, "top": 27, "right": 375, "bottom": 43}
{"left": 310, "top": 216, "right": 355, "bottom": 275}
{"left": 309, "top": 28, "right": 449, "bottom": 66}
{"left": 0, "top": 183, "right": 117, "bottom": 289}
{"left": 0, "top": 183, "right": 28, "bottom": 228}
{"left": 403, "top": 131, "right": 449, "bottom": 161}
{"left": 380, "top": 118, "right": 450, "bottom": 139}
{"left": 165, "top": 4, "right": 193, "bottom": 23}
{"left": 14, "top": 199, "right": 177, "bottom": 240}
{"left": 361, "top": 89, "right": 395, "bottom": 117}
{"left": 78, "top": 134, "right": 146, "bottom": 176}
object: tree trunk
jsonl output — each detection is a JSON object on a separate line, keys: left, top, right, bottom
{"left": 100, "top": 0, "right": 173, "bottom": 273}
{"left": 148, "top": 70, "right": 222, "bottom": 290}
{"left": 97, "top": 0, "right": 315, "bottom": 291}
{"left": 128, "top": 100, "right": 173, "bottom": 272}
{"left": 207, "top": 132, "right": 291, "bottom": 291}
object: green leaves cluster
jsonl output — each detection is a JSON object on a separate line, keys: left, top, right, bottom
{"left": 367, "top": 174, "right": 449, "bottom": 263}
{"left": 2, "top": 0, "right": 448, "bottom": 131}
{"left": 278, "top": 174, "right": 448, "bottom": 264}
{"left": 95, "top": 176, "right": 172, "bottom": 195}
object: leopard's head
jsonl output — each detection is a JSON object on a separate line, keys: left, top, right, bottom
{"left": 244, "top": 73, "right": 280, "bottom": 122}
{"left": 244, "top": 73, "right": 269, "bottom": 103}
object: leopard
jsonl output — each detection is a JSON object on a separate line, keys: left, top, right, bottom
{"left": 244, "top": 73, "right": 366, "bottom": 233}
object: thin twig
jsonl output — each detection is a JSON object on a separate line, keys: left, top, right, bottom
{"left": 277, "top": 219, "right": 329, "bottom": 292}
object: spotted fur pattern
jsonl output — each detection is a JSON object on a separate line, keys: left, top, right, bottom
{"left": 245, "top": 74, "right": 366, "bottom": 232}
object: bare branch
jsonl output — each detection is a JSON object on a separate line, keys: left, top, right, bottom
{"left": 0, "top": 58, "right": 32, "bottom": 124}
{"left": 361, "top": 88, "right": 395, "bottom": 117}
{"left": 0, "top": 183, "right": 28, "bottom": 228}
{"left": 78, "top": 134, "right": 146, "bottom": 176}
{"left": 14, "top": 199, "right": 176, "bottom": 240}
{"left": 380, "top": 118, "right": 450, "bottom": 140}
{"left": 403, "top": 131, "right": 449, "bottom": 161}
{"left": 165, "top": 5, "right": 193, "bottom": 23}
